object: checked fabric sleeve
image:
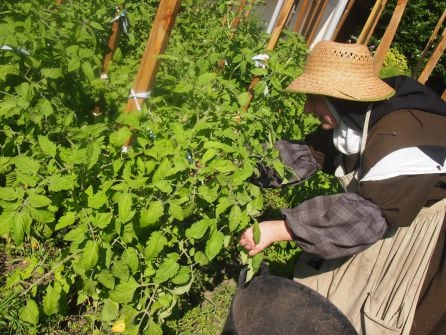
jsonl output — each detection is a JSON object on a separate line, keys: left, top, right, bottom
{"left": 281, "top": 193, "right": 388, "bottom": 259}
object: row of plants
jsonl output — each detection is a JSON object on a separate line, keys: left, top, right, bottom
{"left": 0, "top": 1, "right": 332, "bottom": 333}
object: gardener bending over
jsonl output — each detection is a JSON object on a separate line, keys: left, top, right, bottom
{"left": 239, "top": 41, "right": 446, "bottom": 335}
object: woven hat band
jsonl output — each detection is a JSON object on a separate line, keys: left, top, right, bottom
{"left": 286, "top": 41, "right": 395, "bottom": 101}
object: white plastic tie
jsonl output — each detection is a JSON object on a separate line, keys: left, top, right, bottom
{"left": 252, "top": 54, "right": 270, "bottom": 68}
{"left": 128, "top": 89, "right": 151, "bottom": 111}
{"left": 100, "top": 73, "right": 109, "bottom": 80}
{"left": 121, "top": 145, "right": 129, "bottom": 153}
{"left": 1, "top": 45, "right": 30, "bottom": 56}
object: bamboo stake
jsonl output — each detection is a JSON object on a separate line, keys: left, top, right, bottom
{"left": 418, "top": 28, "right": 446, "bottom": 85}
{"left": 56, "top": 0, "right": 63, "bottom": 5}
{"left": 332, "top": 0, "right": 357, "bottom": 41}
{"left": 413, "top": 8, "right": 446, "bottom": 79}
{"left": 363, "top": 0, "right": 388, "bottom": 45}
{"left": 357, "top": 0, "right": 384, "bottom": 44}
{"left": 306, "top": 0, "right": 329, "bottom": 46}
{"left": 123, "top": 0, "right": 181, "bottom": 149}
{"left": 373, "top": 0, "right": 408, "bottom": 75}
{"left": 293, "top": 0, "right": 311, "bottom": 34}
{"left": 240, "top": 0, "right": 295, "bottom": 115}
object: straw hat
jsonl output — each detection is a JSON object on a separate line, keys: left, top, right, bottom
{"left": 286, "top": 41, "right": 395, "bottom": 101}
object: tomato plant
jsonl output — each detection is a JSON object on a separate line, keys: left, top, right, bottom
{"left": 0, "top": 0, "right": 311, "bottom": 333}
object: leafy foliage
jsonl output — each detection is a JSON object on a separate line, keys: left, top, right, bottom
{"left": 0, "top": 0, "right": 315, "bottom": 333}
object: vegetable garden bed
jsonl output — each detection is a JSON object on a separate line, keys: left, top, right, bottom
{"left": 0, "top": 0, "right": 338, "bottom": 333}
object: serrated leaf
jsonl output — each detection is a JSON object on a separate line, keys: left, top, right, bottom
{"left": 117, "top": 192, "right": 134, "bottom": 223}
{"left": 14, "top": 155, "right": 40, "bottom": 175}
{"left": 47, "top": 174, "right": 76, "bottom": 192}
{"left": 0, "top": 187, "right": 18, "bottom": 201}
{"left": 231, "top": 164, "right": 253, "bottom": 185}
{"left": 79, "top": 240, "right": 99, "bottom": 272}
{"left": 205, "top": 230, "right": 224, "bottom": 260}
{"left": 153, "top": 180, "right": 172, "bottom": 193}
{"left": 38, "top": 135, "right": 57, "bottom": 157}
{"left": 92, "top": 212, "right": 113, "bottom": 229}
{"left": 169, "top": 201, "right": 183, "bottom": 221}
{"left": 216, "top": 196, "right": 232, "bottom": 217}
{"left": 55, "top": 211, "right": 76, "bottom": 230}
{"left": 97, "top": 270, "right": 115, "bottom": 289}
{"left": 140, "top": 200, "right": 164, "bottom": 228}
{"left": 193, "top": 251, "right": 209, "bottom": 266}
{"left": 171, "top": 266, "right": 191, "bottom": 286}
{"left": 237, "top": 92, "right": 251, "bottom": 107}
{"left": 88, "top": 190, "right": 107, "bottom": 209}
{"left": 154, "top": 253, "right": 180, "bottom": 284}
{"left": 228, "top": 205, "right": 242, "bottom": 232}
{"left": 203, "top": 141, "right": 236, "bottom": 153}
{"left": 101, "top": 299, "right": 119, "bottom": 322}
{"left": 109, "top": 276, "right": 138, "bottom": 304}
{"left": 41, "top": 67, "right": 62, "bottom": 79}
{"left": 185, "top": 219, "right": 211, "bottom": 239}
{"left": 145, "top": 231, "right": 167, "bottom": 260}
{"left": 200, "top": 148, "right": 217, "bottom": 164}
{"left": 12, "top": 211, "right": 30, "bottom": 245}
{"left": 28, "top": 193, "right": 51, "bottom": 208}
{"left": 43, "top": 283, "right": 61, "bottom": 315}
{"left": 67, "top": 57, "right": 81, "bottom": 72}
{"left": 147, "top": 320, "right": 163, "bottom": 335}
{"left": 19, "top": 299, "right": 39, "bottom": 325}
{"left": 122, "top": 247, "right": 139, "bottom": 274}
{"left": 109, "top": 126, "right": 132, "bottom": 147}
{"left": 81, "top": 62, "right": 95, "bottom": 81}
{"left": 198, "top": 185, "right": 218, "bottom": 203}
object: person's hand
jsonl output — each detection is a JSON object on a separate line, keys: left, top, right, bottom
{"left": 239, "top": 220, "right": 294, "bottom": 256}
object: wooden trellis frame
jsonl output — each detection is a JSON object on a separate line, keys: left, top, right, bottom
{"left": 357, "top": 0, "right": 388, "bottom": 45}
{"left": 373, "top": 0, "right": 408, "bottom": 75}
{"left": 122, "top": 0, "right": 181, "bottom": 149}
{"left": 331, "top": 0, "right": 357, "bottom": 41}
{"left": 305, "top": 0, "right": 329, "bottom": 46}
{"left": 413, "top": 8, "right": 446, "bottom": 79}
{"left": 417, "top": 28, "right": 446, "bottom": 85}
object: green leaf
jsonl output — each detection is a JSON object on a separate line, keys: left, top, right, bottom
{"left": 79, "top": 240, "right": 99, "bottom": 272}
{"left": 97, "top": 270, "right": 115, "bottom": 290}
{"left": 117, "top": 192, "right": 134, "bottom": 223}
{"left": 112, "top": 259, "right": 129, "bottom": 282}
{"left": 92, "top": 212, "right": 113, "bottom": 229}
{"left": 0, "top": 187, "right": 18, "bottom": 201}
{"left": 228, "top": 205, "right": 242, "bottom": 232}
{"left": 185, "top": 218, "right": 211, "bottom": 239}
{"left": 122, "top": 247, "right": 139, "bottom": 274}
{"left": 154, "top": 253, "right": 180, "bottom": 284}
{"left": 14, "top": 156, "right": 40, "bottom": 175}
{"left": 237, "top": 92, "right": 251, "bottom": 107}
{"left": 203, "top": 141, "right": 236, "bottom": 153}
{"left": 102, "top": 299, "right": 119, "bottom": 322}
{"left": 169, "top": 201, "right": 184, "bottom": 221}
{"left": 109, "top": 126, "right": 132, "bottom": 147}
{"left": 19, "top": 299, "right": 39, "bottom": 325}
{"left": 153, "top": 180, "right": 173, "bottom": 193}
{"left": 147, "top": 320, "right": 163, "bottom": 335}
{"left": 145, "top": 231, "right": 167, "bottom": 260}
{"left": 140, "top": 200, "right": 164, "bottom": 228}
{"left": 81, "top": 62, "right": 95, "bottom": 81}
{"left": 216, "top": 196, "right": 232, "bottom": 217}
{"left": 198, "top": 185, "right": 218, "bottom": 203}
{"left": 55, "top": 211, "right": 76, "bottom": 230}
{"left": 28, "top": 193, "right": 51, "bottom": 208}
{"left": 12, "top": 211, "right": 31, "bottom": 245}
{"left": 197, "top": 72, "right": 216, "bottom": 85}
{"left": 41, "top": 67, "right": 62, "bottom": 79}
{"left": 110, "top": 276, "right": 138, "bottom": 304}
{"left": 47, "top": 174, "right": 76, "bottom": 192}
{"left": 38, "top": 135, "right": 57, "bottom": 157}
{"left": 67, "top": 56, "right": 81, "bottom": 72}
{"left": 88, "top": 190, "right": 107, "bottom": 209}
{"left": 201, "top": 148, "right": 217, "bottom": 164}
{"left": 205, "top": 230, "right": 224, "bottom": 260}
{"left": 194, "top": 251, "right": 209, "bottom": 266}
{"left": 43, "top": 283, "right": 61, "bottom": 315}
{"left": 171, "top": 266, "right": 191, "bottom": 285}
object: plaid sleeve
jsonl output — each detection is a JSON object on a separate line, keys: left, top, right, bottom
{"left": 281, "top": 193, "right": 388, "bottom": 259}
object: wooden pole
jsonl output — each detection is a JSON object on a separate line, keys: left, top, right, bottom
{"left": 332, "top": 0, "right": 357, "bottom": 41}
{"left": 357, "top": 0, "right": 383, "bottom": 44}
{"left": 418, "top": 28, "right": 446, "bottom": 85}
{"left": 101, "top": 4, "right": 125, "bottom": 79}
{"left": 56, "top": 0, "right": 63, "bottom": 5}
{"left": 413, "top": 8, "right": 446, "bottom": 79}
{"left": 122, "top": 0, "right": 181, "bottom": 149}
{"left": 306, "top": 0, "right": 329, "bottom": 46}
{"left": 363, "top": 0, "right": 388, "bottom": 45}
{"left": 373, "top": 0, "right": 408, "bottom": 75}
{"left": 240, "top": 0, "right": 295, "bottom": 115}
{"left": 124, "top": 0, "right": 181, "bottom": 114}
{"left": 301, "top": 0, "right": 319, "bottom": 38}
{"left": 293, "top": 0, "right": 311, "bottom": 34}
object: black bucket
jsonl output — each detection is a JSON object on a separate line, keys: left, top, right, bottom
{"left": 222, "top": 264, "right": 357, "bottom": 335}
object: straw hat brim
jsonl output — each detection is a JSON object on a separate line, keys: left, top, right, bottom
{"left": 285, "top": 74, "right": 395, "bottom": 102}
